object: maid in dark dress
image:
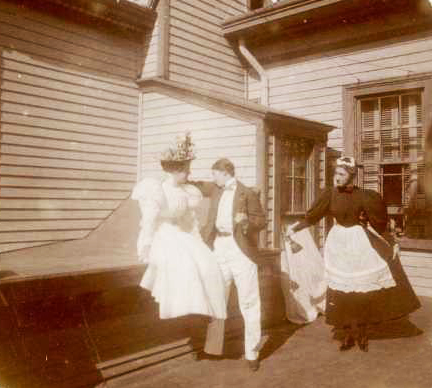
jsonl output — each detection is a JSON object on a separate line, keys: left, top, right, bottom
{"left": 287, "top": 156, "right": 420, "bottom": 352}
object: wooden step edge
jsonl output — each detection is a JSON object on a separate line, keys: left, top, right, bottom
{"left": 96, "top": 337, "right": 191, "bottom": 369}
{"left": 99, "top": 341, "right": 192, "bottom": 380}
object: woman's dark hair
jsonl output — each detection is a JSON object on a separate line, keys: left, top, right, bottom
{"left": 212, "top": 158, "right": 235, "bottom": 176}
{"left": 160, "top": 160, "right": 191, "bottom": 173}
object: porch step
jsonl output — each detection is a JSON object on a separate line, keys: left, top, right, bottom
{"left": 97, "top": 338, "right": 193, "bottom": 382}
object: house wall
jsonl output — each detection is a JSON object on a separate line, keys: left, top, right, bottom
{"left": 248, "top": 31, "right": 432, "bottom": 154}
{"left": 139, "top": 92, "right": 257, "bottom": 186}
{"left": 401, "top": 250, "right": 432, "bottom": 297}
{"left": 247, "top": 28, "right": 432, "bottom": 293}
{"left": 141, "top": 8, "right": 160, "bottom": 78}
{"left": 0, "top": 1, "right": 142, "bottom": 252}
{"left": 166, "top": 0, "right": 246, "bottom": 97}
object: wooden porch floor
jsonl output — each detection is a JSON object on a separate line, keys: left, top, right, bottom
{"left": 103, "top": 297, "right": 432, "bottom": 388}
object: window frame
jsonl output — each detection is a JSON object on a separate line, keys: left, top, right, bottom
{"left": 279, "top": 136, "right": 314, "bottom": 216}
{"left": 343, "top": 73, "right": 432, "bottom": 247}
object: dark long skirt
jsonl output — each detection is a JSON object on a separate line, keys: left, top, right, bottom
{"left": 325, "top": 255, "right": 421, "bottom": 328}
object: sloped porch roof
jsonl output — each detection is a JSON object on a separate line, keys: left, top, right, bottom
{"left": 137, "top": 76, "right": 334, "bottom": 140}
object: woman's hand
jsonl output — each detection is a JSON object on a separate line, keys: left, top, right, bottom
{"left": 392, "top": 243, "right": 400, "bottom": 261}
{"left": 139, "top": 245, "right": 151, "bottom": 264}
{"left": 359, "top": 210, "right": 368, "bottom": 227}
{"left": 285, "top": 221, "right": 299, "bottom": 238}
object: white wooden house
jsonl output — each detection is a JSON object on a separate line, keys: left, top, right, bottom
{"left": 1, "top": 0, "right": 432, "bottom": 293}
{"left": 0, "top": 1, "right": 431, "bottom": 384}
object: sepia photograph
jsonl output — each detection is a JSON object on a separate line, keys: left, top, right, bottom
{"left": 0, "top": 0, "right": 431, "bottom": 387}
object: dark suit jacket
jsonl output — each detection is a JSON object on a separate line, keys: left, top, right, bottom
{"left": 192, "top": 180, "right": 266, "bottom": 263}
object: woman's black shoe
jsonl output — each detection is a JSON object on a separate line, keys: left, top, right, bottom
{"left": 358, "top": 336, "right": 369, "bottom": 352}
{"left": 339, "top": 335, "right": 355, "bottom": 351}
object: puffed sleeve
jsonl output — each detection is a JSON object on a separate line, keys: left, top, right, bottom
{"left": 131, "top": 178, "right": 164, "bottom": 258}
{"left": 362, "top": 189, "right": 388, "bottom": 235}
{"left": 292, "top": 187, "right": 332, "bottom": 232}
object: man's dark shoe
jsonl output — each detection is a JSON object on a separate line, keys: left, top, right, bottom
{"left": 191, "top": 350, "right": 223, "bottom": 361}
{"left": 247, "top": 359, "right": 260, "bottom": 371}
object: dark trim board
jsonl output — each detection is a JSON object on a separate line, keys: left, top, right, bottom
{"left": 0, "top": 265, "right": 144, "bottom": 303}
{"left": 222, "top": 0, "right": 431, "bottom": 39}
{"left": 1, "top": 0, "right": 157, "bottom": 34}
{"left": 222, "top": 0, "right": 432, "bottom": 65}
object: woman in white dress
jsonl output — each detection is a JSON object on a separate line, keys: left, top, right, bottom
{"left": 132, "top": 134, "right": 226, "bottom": 320}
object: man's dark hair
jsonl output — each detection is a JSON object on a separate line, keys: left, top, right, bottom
{"left": 212, "top": 158, "right": 235, "bottom": 177}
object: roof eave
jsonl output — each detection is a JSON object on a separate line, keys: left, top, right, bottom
{"left": 137, "top": 76, "right": 334, "bottom": 137}
{"left": 14, "top": 0, "right": 157, "bottom": 32}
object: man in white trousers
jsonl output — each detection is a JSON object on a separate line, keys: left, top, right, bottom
{"left": 192, "top": 158, "right": 266, "bottom": 371}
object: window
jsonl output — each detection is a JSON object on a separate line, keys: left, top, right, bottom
{"left": 355, "top": 89, "right": 429, "bottom": 239}
{"left": 280, "top": 137, "right": 313, "bottom": 215}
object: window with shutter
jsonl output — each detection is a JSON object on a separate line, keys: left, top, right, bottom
{"left": 356, "top": 89, "right": 428, "bottom": 238}
{"left": 280, "top": 138, "right": 313, "bottom": 215}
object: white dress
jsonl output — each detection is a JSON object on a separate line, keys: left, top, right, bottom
{"left": 132, "top": 177, "right": 227, "bottom": 320}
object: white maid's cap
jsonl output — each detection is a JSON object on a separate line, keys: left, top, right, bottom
{"left": 336, "top": 156, "right": 356, "bottom": 168}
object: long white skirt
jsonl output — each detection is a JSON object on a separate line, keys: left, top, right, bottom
{"left": 280, "top": 227, "right": 326, "bottom": 324}
{"left": 141, "top": 222, "right": 227, "bottom": 320}
{"left": 324, "top": 224, "right": 396, "bottom": 293}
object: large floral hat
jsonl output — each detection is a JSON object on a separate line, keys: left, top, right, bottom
{"left": 160, "top": 132, "right": 196, "bottom": 166}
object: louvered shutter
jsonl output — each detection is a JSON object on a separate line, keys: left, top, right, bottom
{"left": 380, "top": 96, "right": 400, "bottom": 161}
{"left": 401, "top": 93, "right": 423, "bottom": 163}
{"left": 360, "top": 99, "right": 380, "bottom": 163}
{"left": 361, "top": 164, "right": 380, "bottom": 192}
{"left": 359, "top": 98, "right": 380, "bottom": 191}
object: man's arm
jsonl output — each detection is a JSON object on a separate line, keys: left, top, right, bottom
{"left": 188, "top": 180, "right": 218, "bottom": 198}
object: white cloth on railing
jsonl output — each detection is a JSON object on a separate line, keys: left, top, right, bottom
{"left": 280, "top": 227, "right": 326, "bottom": 324}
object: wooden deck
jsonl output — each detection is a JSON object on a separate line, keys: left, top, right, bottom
{"left": 0, "top": 197, "right": 286, "bottom": 387}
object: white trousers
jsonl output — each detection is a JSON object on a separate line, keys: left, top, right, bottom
{"left": 204, "top": 235, "right": 261, "bottom": 361}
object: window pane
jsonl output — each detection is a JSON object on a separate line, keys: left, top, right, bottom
{"left": 293, "top": 178, "right": 306, "bottom": 212}
{"left": 358, "top": 90, "right": 429, "bottom": 239}
{"left": 382, "top": 165, "right": 403, "bottom": 206}
{"left": 294, "top": 157, "right": 306, "bottom": 178}
{"left": 281, "top": 177, "right": 293, "bottom": 214}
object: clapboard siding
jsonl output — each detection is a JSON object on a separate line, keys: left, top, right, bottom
{"left": 168, "top": 0, "right": 245, "bottom": 98}
{"left": 401, "top": 250, "right": 432, "bottom": 297}
{"left": 248, "top": 34, "right": 432, "bottom": 152}
{"left": 141, "top": 10, "right": 159, "bottom": 78}
{"left": 140, "top": 92, "right": 257, "bottom": 185}
{"left": 0, "top": 1, "right": 141, "bottom": 253}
